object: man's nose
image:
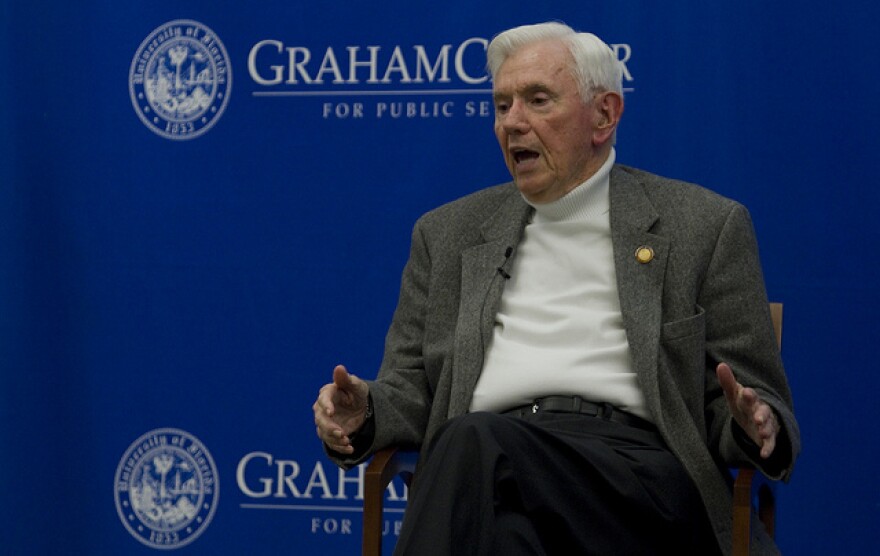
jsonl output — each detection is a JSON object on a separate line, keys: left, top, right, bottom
{"left": 501, "top": 100, "right": 530, "bottom": 134}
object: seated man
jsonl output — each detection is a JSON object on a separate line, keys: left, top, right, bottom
{"left": 313, "top": 21, "right": 799, "bottom": 556}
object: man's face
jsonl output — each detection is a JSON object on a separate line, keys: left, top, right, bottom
{"left": 493, "top": 40, "right": 609, "bottom": 204}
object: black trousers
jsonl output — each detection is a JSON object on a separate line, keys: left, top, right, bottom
{"left": 393, "top": 411, "right": 719, "bottom": 556}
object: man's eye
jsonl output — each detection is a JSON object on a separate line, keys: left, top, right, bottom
{"left": 495, "top": 103, "right": 509, "bottom": 113}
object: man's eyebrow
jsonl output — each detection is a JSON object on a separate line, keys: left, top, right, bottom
{"left": 521, "top": 83, "right": 553, "bottom": 95}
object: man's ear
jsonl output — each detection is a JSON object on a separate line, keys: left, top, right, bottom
{"left": 593, "top": 91, "right": 624, "bottom": 145}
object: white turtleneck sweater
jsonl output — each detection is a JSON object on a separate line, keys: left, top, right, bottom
{"left": 470, "top": 149, "right": 650, "bottom": 420}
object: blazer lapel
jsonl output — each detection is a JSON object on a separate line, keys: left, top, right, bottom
{"left": 609, "top": 167, "right": 669, "bottom": 419}
{"left": 448, "top": 187, "right": 532, "bottom": 417}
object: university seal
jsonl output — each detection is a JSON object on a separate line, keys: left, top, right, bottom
{"left": 129, "top": 20, "right": 232, "bottom": 140}
{"left": 114, "top": 428, "right": 219, "bottom": 549}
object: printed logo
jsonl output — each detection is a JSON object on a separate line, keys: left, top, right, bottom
{"left": 129, "top": 20, "right": 232, "bottom": 140}
{"left": 114, "top": 428, "right": 219, "bottom": 549}
{"left": 247, "top": 37, "right": 632, "bottom": 121}
{"left": 236, "top": 451, "right": 409, "bottom": 540}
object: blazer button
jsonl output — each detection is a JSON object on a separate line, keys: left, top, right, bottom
{"left": 635, "top": 246, "right": 654, "bottom": 264}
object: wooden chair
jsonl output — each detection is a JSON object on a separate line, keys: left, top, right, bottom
{"left": 363, "top": 448, "right": 417, "bottom": 555}
{"left": 363, "top": 303, "right": 784, "bottom": 556}
{"left": 732, "top": 301, "right": 783, "bottom": 556}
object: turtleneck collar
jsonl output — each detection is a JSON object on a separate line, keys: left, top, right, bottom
{"left": 525, "top": 148, "right": 615, "bottom": 223}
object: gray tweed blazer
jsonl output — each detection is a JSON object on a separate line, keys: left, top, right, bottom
{"left": 337, "top": 164, "right": 800, "bottom": 555}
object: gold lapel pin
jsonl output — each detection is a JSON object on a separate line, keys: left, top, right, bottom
{"left": 635, "top": 246, "right": 654, "bottom": 264}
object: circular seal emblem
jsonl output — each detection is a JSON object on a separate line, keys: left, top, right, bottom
{"left": 129, "top": 20, "right": 232, "bottom": 140}
{"left": 114, "top": 428, "right": 219, "bottom": 549}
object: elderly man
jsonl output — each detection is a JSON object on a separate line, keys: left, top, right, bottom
{"left": 314, "top": 21, "right": 799, "bottom": 555}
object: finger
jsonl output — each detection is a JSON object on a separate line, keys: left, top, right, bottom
{"left": 740, "top": 386, "right": 759, "bottom": 406}
{"left": 315, "top": 421, "right": 344, "bottom": 443}
{"left": 313, "top": 394, "right": 333, "bottom": 415}
{"left": 751, "top": 402, "right": 770, "bottom": 426}
{"left": 737, "top": 387, "right": 762, "bottom": 417}
{"left": 314, "top": 419, "right": 339, "bottom": 442}
{"left": 315, "top": 387, "right": 337, "bottom": 417}
{"left": 759, "top": 432, "right": 777, "bottom": 459}
{"left": 755, "top": 407, "right": 778, "bottom": 439}
{"left": 324, "top": 439, "right": 352, "bottom": 453}
{"left": 763, "top": 414, "right": 779, "bottom": 453}
{"left": 715, "top": 363, "right": 740, "bottom": 403}
{"left": 316, "top": 425, "right": 340, "bottom": 444}
{"left": 322, "top": 429, "right": 353, "bottom": 454}
{"left": 314, "top": 393, "right": 345, "bottom": 432}
{"left": 313, "top": 405, "right": 336, "bottom": 427}
{"left": 330, "top": 443, "right": 354, "bottom": 455}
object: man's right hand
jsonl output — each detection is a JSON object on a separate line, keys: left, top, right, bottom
{"left": 313, "top": 365, "right": 370, "bottom": 455}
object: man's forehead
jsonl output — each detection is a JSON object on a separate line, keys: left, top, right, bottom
{"left": 494, "top": 41, "right": 572, "bottom": 84}
{"left": 493, "top": 59, "right": 574, "bottom": 96}
{"left": 492, "top": 80, "right": 555, "bottom": 97}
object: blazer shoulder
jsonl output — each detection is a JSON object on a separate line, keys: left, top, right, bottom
{"left": 416, "top": 181, "right": 521, "bottom": 229}
{"left": 614, "top": 164, "right": 744, "bottom": 218}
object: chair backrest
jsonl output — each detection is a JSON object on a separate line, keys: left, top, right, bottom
{"left": 769, "top": 302, "right": 783, "bottom": 348}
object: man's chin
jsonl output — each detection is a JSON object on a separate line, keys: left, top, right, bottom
{"left": 515, "top": 181, "right": 558, "bottom": 204}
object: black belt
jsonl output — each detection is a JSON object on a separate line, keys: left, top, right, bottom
{"left": 502, "top": 396, "right": 655, "bottom": 432}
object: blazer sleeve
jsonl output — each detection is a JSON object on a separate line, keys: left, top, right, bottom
{"left": 699, "top": 204, "right": 800, "bottom": 480}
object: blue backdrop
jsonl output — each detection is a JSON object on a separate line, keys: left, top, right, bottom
{"left": 2, "top": 1, "right": 878, "bottom": 554}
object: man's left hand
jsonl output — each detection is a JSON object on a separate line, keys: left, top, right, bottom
{"left": 716, "top": 362, "right": 779, "bottom": 459}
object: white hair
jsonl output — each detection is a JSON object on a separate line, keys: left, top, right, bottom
{"left": 486, "top": 21, "right": 623, "bottom": 101}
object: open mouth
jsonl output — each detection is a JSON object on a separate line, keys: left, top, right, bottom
{"left": 512, "top": 148, "right": 539, "bottom": 164}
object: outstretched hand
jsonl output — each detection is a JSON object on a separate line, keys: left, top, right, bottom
{"left": 313, "top": 365, "right": 370, "bottom": 455}
{"left": 716, "top": 362, "right": 779, "bottom": 459}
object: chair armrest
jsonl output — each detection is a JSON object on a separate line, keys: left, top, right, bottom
{"left": 732, "top": 467, "right": 776, "bottom": 556}
{"left": 363, "top": 447, "right": 417, "bottom": 556}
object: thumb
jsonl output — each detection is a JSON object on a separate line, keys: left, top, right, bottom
{"left": 333, "top": 364, "right": 352, "bottom": 391}
{"left": 716, "top": 362, "right": 739, "bottom": 399}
